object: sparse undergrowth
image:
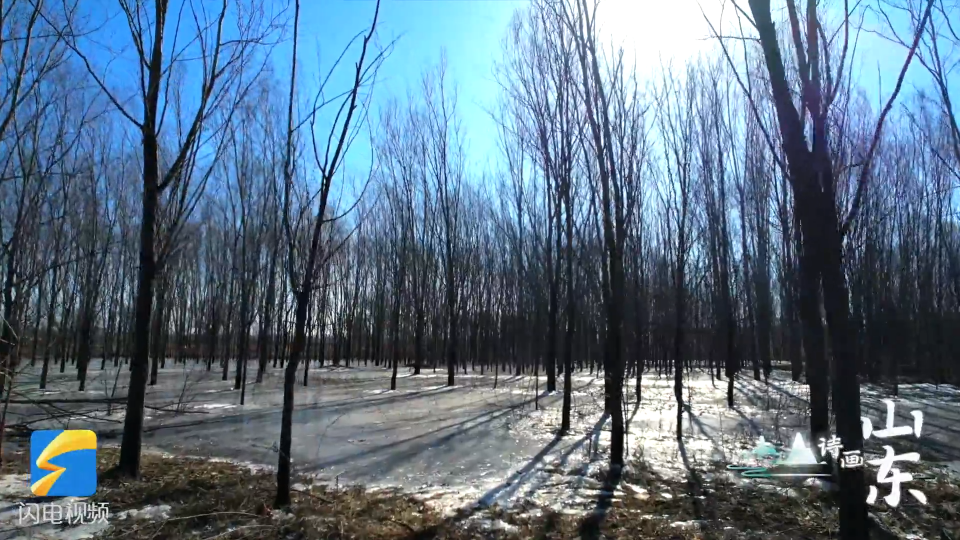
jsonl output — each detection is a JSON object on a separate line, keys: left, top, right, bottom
{"left": 0, "top": 445, "right": 29, "bottom": 475}
{"left": 1, "top": 440, "right": 955, "bottom": 539}
{"left": 90, "top": 447, "right": 442, "bottom": 540}
{"left": 73, "top": 447, "right": 959, "bottom": 539}
{"left": 602, "top": 460, "right": 960, "bottom": 539}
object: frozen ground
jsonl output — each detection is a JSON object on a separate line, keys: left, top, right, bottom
{"left": 4, "top": 360, "right": 960, "bottom": 520}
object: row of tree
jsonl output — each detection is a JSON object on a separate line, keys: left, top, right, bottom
{"left": 1, "top": 0, "right": 956, "bottom": 536}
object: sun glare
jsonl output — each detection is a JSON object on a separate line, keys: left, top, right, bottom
{"left": 596, "top": 0, "right": 728, "bottom": 77}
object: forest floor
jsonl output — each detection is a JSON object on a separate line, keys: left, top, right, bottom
{"left": 2, "top": 360, "right": 959, "bottom": 539}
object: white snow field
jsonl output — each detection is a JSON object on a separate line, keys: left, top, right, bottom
{"left": 2, "top": 360, "right": 959, "bottom": 538}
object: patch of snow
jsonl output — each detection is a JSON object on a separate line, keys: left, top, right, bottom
{"left": 17, "top": 366, "right": 959, "bottom": 532}
{"left": 469, "top": 517, "right": 519, "bottom": 533}
{"left": 671, "top": 519, "right": 706, "bottom": 530}
{"left": 192, "top": 403, "right": 236, "bottom": 410}
{"left": 723, "top": 525, "right": 741, "bottom": 539}
{"left": 621, "top": 482, "right": 649, "bottom": 499}
{"left": 421, "top": 385, "right": 448, "bottom": 391}
{"left": 0, "top": 474, "right": 30, "bottom": 497}
{"left": 0, "top": 475, "right": 113, "bottom": 540}
{"left": 115, "top": 504, "right": 171, "bottom": 521}
{"left": 407, "top": 373, "right": 488, "bottom": 379}
{"left": 755, "top": 483, "right": 801, "bottom": 498}
{"left": 56, "top": 522, "right": 112, "bottom": 540}
{"left": 204, "top": 456, "right": 274, "bottom": 475}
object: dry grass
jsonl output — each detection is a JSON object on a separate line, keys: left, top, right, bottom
{"left": 91, "top": 447, "right": 444, "bottom": 540}
{"left": 2, "top": 442, "right": 955, "bottom": 539}
{"left": 385, "top": 460, "right": 960, "bottom": 540}
{"left": 0, "top": 444, "right": 29, "bottom": 475}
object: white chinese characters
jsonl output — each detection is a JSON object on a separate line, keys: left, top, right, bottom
{"left": 866, "top": 446, "right": 927, "bottom": 507}
{"left": 861, "top": 400, "right": 926, "bottom": 508}
{"left": 817, "top": 435, "right": 864, "bottom": 469}
{"left": 818, "top": 435, "right": 844, "bottom": 460}
{"left": 18, "top": 502, "right": 109, "bottom": 526}
{"left": 840, "top": 449, "right": 864, "bottom": 469}
{"left": 862, "top": 399, "right": 923, "bottom": 440}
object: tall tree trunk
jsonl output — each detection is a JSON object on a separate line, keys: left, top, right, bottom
{"left": 445, "top": 261, "right": 457, "bottom": 387}
{"left": 257, "top": 247, "right": 278, "bottom": 382}
{"left": 560, "top": 182, "right": 575, "bottom": 433}
{"left": 76, "top": 306, "right": 94, "bottom": 391}
{"left": 150, "top": 280, "right": 166, "bottom": 386}
{"left": 545, "top": 200, "right": 559, "bottom": 393}
{"left": 302, "top": 290, "right": 314, "bottom": 387}
{"left": 116, "top": 153, "right": 159, "bottom": 479}
{"left": 754, "top": 209, "right": 774, "bottom": 382}
{"left": 413, "top": 300, "right": 424, "bottom": 375}
{"left": 235, "top": 293, "right": 248, "bottom": 391}
{"left": 276, "top": 288, "right": 309, "bottom": 508}
{"left": 207, "top": 293, "right": 219, "bottom": 372}
{"left": 39, "top": 267, "right": 60, "bottom": 390}
{"left": 30, "top": 273, "right": 45, "bottom": 366}
{"left": 390, "top": 265, "right": 404, "bottom": 391}
{"left": 238, "top": 282, "right": 251, "bottom": 401}
{"left": 222, "top": 276, "right": 236, "bottom": 381}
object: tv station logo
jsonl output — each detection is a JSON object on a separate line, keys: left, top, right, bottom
{"left": 30, "top": 429, "right": 98, "bottom": 497}
{"left": 19, "top": 430, "right": 109, "bottom": 529}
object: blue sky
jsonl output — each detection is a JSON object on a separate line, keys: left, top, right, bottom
{"left": 279, "top": 0, "right": 948, "bottom": 182}
{"left": 292, "top": 0, "right": 526, "bottom": 180}
{"left": 67, "top": 0, "right": 952, "bottom": 193}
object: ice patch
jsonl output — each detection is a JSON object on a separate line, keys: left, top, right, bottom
{"left": 193, "top": 403, "right": 236, "bottom": 410}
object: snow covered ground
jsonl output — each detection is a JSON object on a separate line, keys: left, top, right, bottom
{"left": 4, "top": 361, "right": 960, "bottom": 534}
{"left": 0, "top": 474, "right": 111, "bottom": 540}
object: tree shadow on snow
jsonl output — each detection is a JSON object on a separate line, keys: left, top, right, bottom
{"left": 127, "top": 385, "right": 461, "bottom": 438}
{"left": 299, "top": 393, "right": 543, "bottom": 476}
{"left": 398, "top": 413, "right": 611, "bottom": 540}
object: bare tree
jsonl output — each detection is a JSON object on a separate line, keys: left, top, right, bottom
{"left": 0, "top": 0, "right": 70, "bottom": 393}
{"left": 560, "top": 0, "right": 646, "bottom": 468}
{"left": 46, "top": 0, "right": 276, "bottom": 477}
{"left": 708, "top": 0, "right": 935, "bottom": 535}
{"left": 655, "top": 63, "right": 696, "bottom": 439}
{"left": 422, "top": 57, "right": 465, "bottom": 387}
{"left": 274, "top": 0, "right": 387, "bottom": 508}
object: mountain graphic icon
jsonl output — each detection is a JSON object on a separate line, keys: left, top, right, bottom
{"left": 778, "top": 433, "right": 823, "bottom": 466}
{"left": 728, "top": 432, "right": 831, "bottom": 480}
{"left": 749, "top": 436, "right": 779, "bottom": 459}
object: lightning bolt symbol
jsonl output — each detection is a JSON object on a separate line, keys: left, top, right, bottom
{"left": 31, "top": 430, "right": 97, "bottom": 496}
